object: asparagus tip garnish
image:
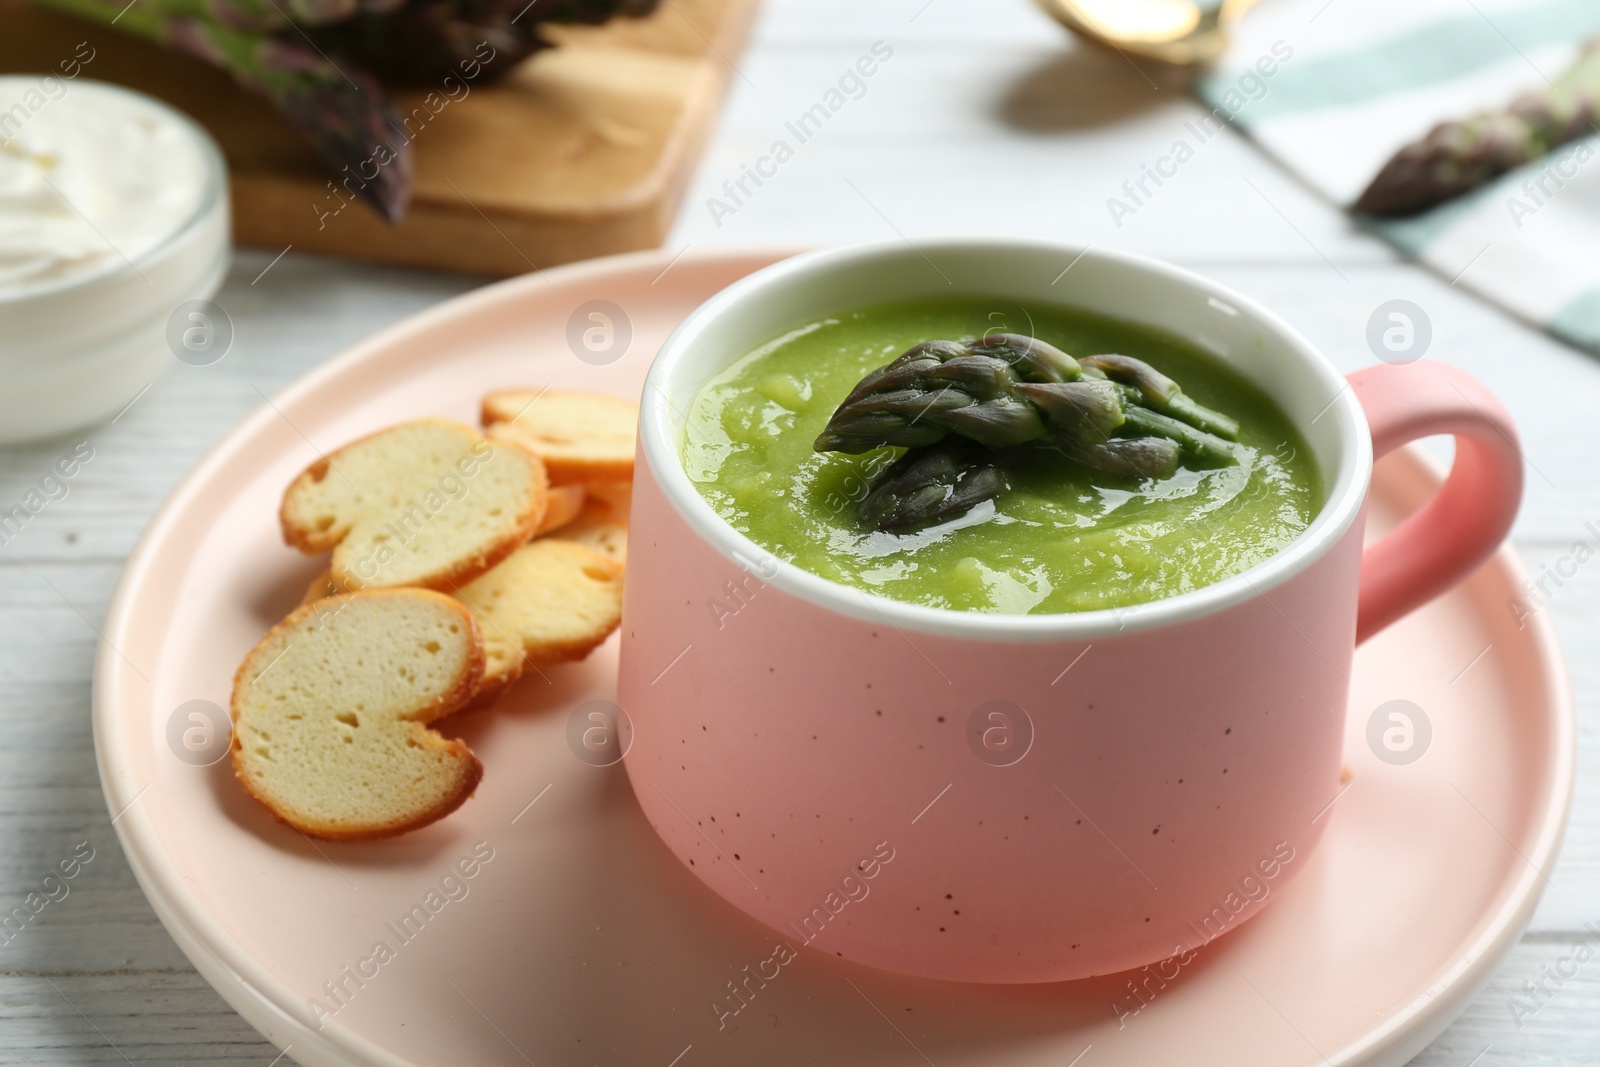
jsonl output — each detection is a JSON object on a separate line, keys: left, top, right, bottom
{"left": 857, "top": 441, "right": 1007, "bottom": 534}
{"left": 819, "top": 336, "right": 1245, "bottom": 531}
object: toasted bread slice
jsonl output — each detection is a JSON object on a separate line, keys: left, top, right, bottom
{"left": 299, "top": 536, "right": 625, "bottom": 705}
{"left": 293, "top": 485, "right": 588, "bottom": 608}
{"left": 280, "top": 418, "right": 547, "bottom": 592}
{"left": 584, "top": 480, "right": 631, "bottom": 520}
{"left": 555, "top": 495, "right": 628, "bottom": 562}
{"left": 536, "top": 484, "right": 586, "bottom": 537}
{"left": 456, "top": 539, "right": 625, "bottom": 699}
{"left": 300, "top": 570, "right": 343, "bottom": 607}
{"left": 482, "top": 390, "right": 636, "bottom": 485}
{"left": 231, "top": 589, "right": 485, "bottom": 841}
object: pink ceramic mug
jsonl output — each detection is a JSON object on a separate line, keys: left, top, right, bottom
{"left": 617, "top": 238, "right": 1522, "bottom": 984}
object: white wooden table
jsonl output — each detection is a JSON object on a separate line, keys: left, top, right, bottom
{"left": 2, "top": 1, "right": 1596, "bottom": 1062}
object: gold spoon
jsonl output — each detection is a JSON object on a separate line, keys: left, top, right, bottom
{"left": 1033, "top": 0, "right": 1266, "bottom": 67}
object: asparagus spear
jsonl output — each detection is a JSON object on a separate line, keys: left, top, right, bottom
{"left": 815, "top": 336, "right": 1239, "bottom": 464}
{"left": 968, "top": 332, "right": 1083, "bottom": 382}
{"left": 821, "top": 336, "right": 1243, "bottom": 531}
{"left": 1355, "top": 39, "right": 1600, "bottom": 217}
{"left": 1080, "top": 353, "right": 1240, "bottom": 438}
{"left": 1009, "top": 380, "right": 1124, "bottom": 445}
{"left": 813, "top": 339, "right": 1047, "bottom": 452}
{"left": 1014, "top": 381, "right": 1237, "bottom": 467}
{"left": 29, "top": 0, "right": 661, "bottom": 221}
{"left": 32, "top": 0, "right": 413, "bottom": 221}
{"left": 305, "top": 0, "right": 545, "bottom": 85}
{"left": 857, "top": 441, "right": 1008, "bottom": 533}
{"left": 1057, "top": 435, "right": 1182, "bottom": 481}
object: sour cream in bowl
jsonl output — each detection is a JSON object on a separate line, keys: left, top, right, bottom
{"left": 0, "top": 77, "right": 229, "bottom": 444}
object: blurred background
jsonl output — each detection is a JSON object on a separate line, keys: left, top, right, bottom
{"left": 2, "top": 0, "right": 1598, "bottom": 1063}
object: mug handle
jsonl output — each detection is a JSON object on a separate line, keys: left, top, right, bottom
{"left": 1348, "top": 361, "right": 1524, "bottom": 645}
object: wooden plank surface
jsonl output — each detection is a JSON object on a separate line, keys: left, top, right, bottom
{"left": 0, "top": 0, "right": 758, "bottom": 274}
{"left": 2, "top": 0, "right": 1598, "bottom": 1063}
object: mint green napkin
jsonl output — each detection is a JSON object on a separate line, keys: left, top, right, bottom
{"left": 1195, "top": 0, "right": 1600, "bottom": 352}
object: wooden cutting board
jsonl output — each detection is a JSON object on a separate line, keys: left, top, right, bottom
{"left": 0, "top": 0, "right": 757, "bottom": 275}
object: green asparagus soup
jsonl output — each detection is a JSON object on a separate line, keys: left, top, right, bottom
{"left": 682, "top": 297, "right": 1321, "bottom": 614}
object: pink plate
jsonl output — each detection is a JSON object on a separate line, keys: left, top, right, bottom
{"left": 95, "top": 248, "right": 1574, "bottom": 1067}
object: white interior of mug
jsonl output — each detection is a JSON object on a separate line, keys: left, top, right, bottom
{"left": 642, "top": 237, "right": 1372, "bottom": 641}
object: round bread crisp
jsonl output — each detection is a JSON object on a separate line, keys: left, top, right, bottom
{"left": 455, "top": 539, "right": 626, "bottom": 705}
{"left": 535, "top": 484, "right": 587, "bottom": 536}
{"left": 298, "top": 535, "right": 625, "bottom": 710}
{"left": 231, "top": 589, "right": 485, "bottom": 841}
{"left": 556, "top": 494, "right": 628, "bottom": 563}
{"left": 584, "top": 480, "right": 631, "bottom": 520}
{"left": 481, "top": 389, "right": 636, "bottom": 485}
{"left": 300, "top": 570, "right": 342, "bottom": 607}
{"left": 280, "top": 418, "right": 548, "bottom": 591}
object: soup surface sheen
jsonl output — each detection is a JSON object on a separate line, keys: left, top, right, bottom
{"left": 683, "top": 297, "right": 1322, "bottom": 615}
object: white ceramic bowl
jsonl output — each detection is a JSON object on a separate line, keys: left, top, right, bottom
{"left": 0, "top": 80, "right": 230, "bottom": 444}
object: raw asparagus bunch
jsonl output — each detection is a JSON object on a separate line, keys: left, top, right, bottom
{"left": 1355, "top": 38, "right": 1600, "bottom": 217}
{"left": 30, "top": 0, "right": 660, "bottom": 221}
{"left": 34, "top": 0, "right": 414, "bottom": 219}
{"left": 306, "top": 0, "right": 662, "bottom": 85}
{"left": 815, "top": 334, "right": 1241, "bottom": 533}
